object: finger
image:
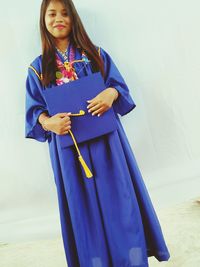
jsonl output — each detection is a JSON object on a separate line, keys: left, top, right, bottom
{"left": 88, "top": 103, "right": 102, "bottom": 113}
{"left": 87, "top": 101, "right": 103, "bottom": 111}
{"left": 62, "top": 116, "right": 71, "bottom": 122}
{"left": 87, "top": 102, "right": 96, "bottom": 109}
{"left": 64, "top": 121, "right": 71, "bottom": 127}
{"left": 91, "top": 107, "right": 105, "bottom": 116}
{"left": 64, "top": 125, "right": 71, "bottom": 132}
{"left": 87, "top": 98, "right": 94, "bottom": 103}
{"left": 59, "top": 112, "right": 72, "bottom": 116}
{"left": 97, "top": 111, "right": 104, "bottom": 117}
{"left": 97, "top": 108, "right": 109, "bottom": 117}
{"left": 58, "top": 112, "right": 72, "bottom": 118}
{"left": 63, "top": 130, "right": 69, "bottom": 135}
{"left": 87, "top": 99, "right": 101, "bottom": 109}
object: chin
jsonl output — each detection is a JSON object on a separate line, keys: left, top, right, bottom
{"left": 52, "top": 33, "right": 68, "bottom": 39}
{"left": 56, "top": 33, "right": 67, "bottom": 38}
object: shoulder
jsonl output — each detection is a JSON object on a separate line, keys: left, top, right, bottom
{"left": 28, "top": 55, "right": 43, "bottom": 81}
{"left": 94, "top": 45, "right": 111, "bottom": 60}
{"left": 95, "top": 46, "right": 113, "bottom": 65}
{"left": 30, "top": 54, "right": 42, "bottom": 67}
{"left": 94, "top": 45, "right": 101, "bottom": 57}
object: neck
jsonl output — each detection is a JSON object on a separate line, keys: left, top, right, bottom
{"left": 55, "top": 38, "right": 70, "bottom": 52}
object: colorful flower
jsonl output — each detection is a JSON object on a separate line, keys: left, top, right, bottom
{"left": 55, "top": 48, "right": 89, "bottom": 85}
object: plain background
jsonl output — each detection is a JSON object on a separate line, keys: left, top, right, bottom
{"left": 0, "top": 0, "right": 200, "bottom": 243}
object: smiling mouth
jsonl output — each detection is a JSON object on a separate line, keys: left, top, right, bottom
{"left": 54, "top": 25, "right": 66, "bottom": 29}
{"left": 56, "top": 27, "right": 65, "bottom": 29}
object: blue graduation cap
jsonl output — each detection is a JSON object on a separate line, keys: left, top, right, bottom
{"left": 42, "top": 72, "right": 118, "bottom": 178}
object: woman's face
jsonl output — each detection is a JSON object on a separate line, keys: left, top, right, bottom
{"left": 45, "top": 0, "right": 72, "bottom": 41}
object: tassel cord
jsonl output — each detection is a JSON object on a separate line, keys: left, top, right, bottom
{"left": 68, "top": 112, "right": 93, "bottom": 178}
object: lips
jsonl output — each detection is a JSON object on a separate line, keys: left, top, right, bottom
{"left": 54, "top": 25, "right": 66, "bottom": 29}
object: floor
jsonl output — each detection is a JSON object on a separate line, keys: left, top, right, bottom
{"left": 0, "top": 197, "right": 200, "bottom": 267}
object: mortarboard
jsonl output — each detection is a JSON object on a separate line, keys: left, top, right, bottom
{"left": 42, "top": 72, "right": 118, "bottom": 178}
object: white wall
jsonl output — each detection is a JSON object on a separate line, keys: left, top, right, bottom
{"left": 0, "top": 0, "right": 200, "bottom": 242}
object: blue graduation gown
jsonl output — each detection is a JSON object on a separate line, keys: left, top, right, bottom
{"left": 25, "top": 46, "right": 170, "bottom": 267}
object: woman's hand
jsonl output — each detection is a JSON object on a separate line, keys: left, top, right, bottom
{"left": 41, "top": 112, "right": 72, "bottom": 135}
{"left": 87, "top": 87, "right": 119, "bottom": 117}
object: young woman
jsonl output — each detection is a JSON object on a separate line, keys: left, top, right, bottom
{"left": 25, "top": 0, "right": 170, "bottom": 266}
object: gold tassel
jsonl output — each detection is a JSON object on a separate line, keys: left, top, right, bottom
{"left": 68, "top": 128, "right": 93, "bottom": 179}
{"left": 78, "top": 155, "right": 93, "bottom": 178}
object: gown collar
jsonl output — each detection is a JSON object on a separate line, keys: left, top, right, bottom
{"left": 55, "top": 41, "right": 83, "bottom": 63}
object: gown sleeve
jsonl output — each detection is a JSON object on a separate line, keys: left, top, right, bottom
{"left": 25, "top": 65, "right": 50, "bottom": 142}
{"left": 99, "top": 47, "right": 136, "bottom": 116}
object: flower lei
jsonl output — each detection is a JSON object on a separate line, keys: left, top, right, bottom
{"left": 55, "top": 46, "right": 89, "bottom": 85}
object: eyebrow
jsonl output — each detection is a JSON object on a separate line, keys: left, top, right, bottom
{"left": 47, "top": 9, "right": 67, "bottom": 12}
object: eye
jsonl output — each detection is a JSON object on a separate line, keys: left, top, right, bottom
{"left": 63, "top": 12, "right": 68, "bottom": 17}
{"left": 48, "top": 13, "right": 56, "bottom": 17}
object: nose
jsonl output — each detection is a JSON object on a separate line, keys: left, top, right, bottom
{"left": 55, "top": 13, "right": 64, "bottom": 22}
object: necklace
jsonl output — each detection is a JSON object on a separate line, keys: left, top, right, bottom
{"left": 55, "top": 46, "right": 78, "bottom": 84}
{"left": 56, "top": 47, "right": 68, "bottom": 61}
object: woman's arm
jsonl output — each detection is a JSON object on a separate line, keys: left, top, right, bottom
{"left": 25, "top": 65, "right": 51, "bottom": 142}
{"left": 38, "top": 112, "right": 72, "bottom": 135}
{"left": 86, "top": 87, "right": 119, "bottom": 116}
{"left": 38, "top": 112, "right": 51, "bottom": 131}
{"left": 99, "top": 47, "right": 136, "bottom": 116}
